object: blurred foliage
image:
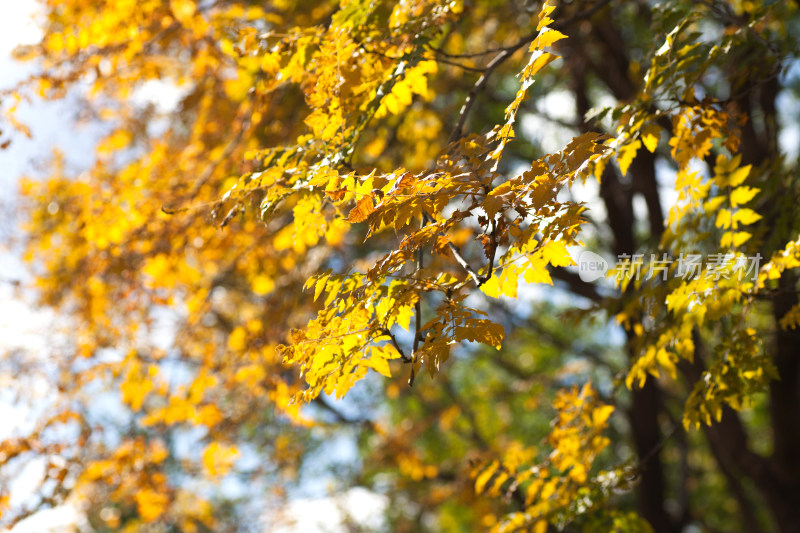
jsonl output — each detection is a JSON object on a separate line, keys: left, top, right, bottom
{"left": 2, "top": 0, "right": 800, "bottom": 531}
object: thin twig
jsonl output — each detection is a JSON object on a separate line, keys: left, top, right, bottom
{"left": 381, "top": 327, "right": 412, "bottom": 363}
{"left": 446, "top": 242, "right": 483, "bottom": 286}
{"left": 448, "top": 46, "right": 520, "bottom": 143}
{"left": 434, "top": 56, "right": 486, "bottom": 73}
{"left": 410, "top": 219, "right": 425, "bottom": 387}
{"left": 446, "top": 0, "right": 613, "bottom": 143}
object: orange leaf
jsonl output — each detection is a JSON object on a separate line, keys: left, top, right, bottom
{"left": 347, "top": 196, "right": 374, "bottom": 223}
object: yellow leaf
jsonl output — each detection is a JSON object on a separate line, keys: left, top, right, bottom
{"left": 715, "top": 208, "right": 732, "bottom": 229}
{"left": 202, "top": 442, "right": 239, "bottom": 477}
{"left": 325, "top": 218, "right": 350, "bottom": 245}
{"left": 475, "top": 460, "right": 499, "bottom": 494}
{"left": 195, "top": 404, "right": 223, "bottom": 427}
{"left": 480, "top": 275, "right": 502, "bottom": 298}
{"left": 228, "top": 327, "right": 247, "bottom": 351}
{"left": 524, "top": 258, "right": 553, "bottom": 284}
{"left": 703, "top": 196, "right": 725, "bottom": 213}
{"left": 500, "top": 267, "right": 519, "bottom": 298}
{"left": 730, "top": 186, "right": 759, "bottom": 207}
{"left": 365, "top": 355, "right": 392, "bottom": 378}
{"left": 732, "top": 231, "right": 752, "bottom": 246}
{"left": 533, "top": 28, "right": 567, "bottom": 49}
{"left": 616, "top": 140, "right": 641, "bottom": 176}
{"left": 393, "top": 303, "right": 415, "bottom": 331}
{"left": 540, "top": 478, "right": 557, "bottom": 499}
{"left": 541, "top": 240, "right": 573, "bottom": 267}
{"left": 537, "top": 0, "right": 556, "bottom": 31}
{"left": 260, "top": 52, "right": 280, "bottom": 75}
{"left": 488, "top": 471, "right": 509, "bottom": 495}
{"left": 482, "top": 193, "right": 505, "bottom": 219}
{"left": 142, "top": 254, "right": 171, "bottom": 282}
{"left": 251, "top": 274, "right": 275, "bottom": 296}
{"left": 521, "top": 51, "right": 557, "bottom": 81}
{"left": 728, "top": 164, "right": 752, "bottom": 186}
{"left": 135, "top": 489, "right": 169, "bottom": 522}
{"left": 641, "top": 123, "right": 661, "bottom": 153}
{"left": 376, "top": 61, "right": 437, "bottom": 117}
{"left": 170, "top": 0, "right": 196, "bottom": 24}
{"left": 723, "top": 230, "right": 753, "bottom": 247}
{"left": 120, "top": 362, "right": 154, "bottom": 411}
{"left": 656, "top": 348, "right": 677, "bottom": 379}
{"left": 733, "top": 208, "right": 762, "bottom": 226}
{"left": 714, "top": 153, "right": 742, "bottom": 176}
{"left": 570, "top": 463, "right": 587, "bottom": 483}
{"left": 593, "top": 155, "right": 608, "bottom": 182}
{"left": 592, "top": 405, "right": 614, "bottom": 427}
{"left": 779, "top": 304, "right": 800, "bottom": 330}
{"left": 456, "top": 319, "right": 504, "bottom": 349}
{"left": 121, "top": 380, "right": 152, "bottom": 411}
{"left": 313, "top": 274, "right": 329, "bottom": 302}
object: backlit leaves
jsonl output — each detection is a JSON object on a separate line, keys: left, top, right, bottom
{"left": 472, "top": 383, "right": 620, "bottom": 532}
{"left": 5, "top": 0, "right": 800, "bottom": 530}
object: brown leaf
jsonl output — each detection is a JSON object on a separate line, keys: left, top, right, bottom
{"left": 347, "top": 196, "right": 374, "bottom": 223}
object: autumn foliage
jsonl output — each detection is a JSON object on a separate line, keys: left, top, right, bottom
{"left": 3, "top": 0, "right": 800, "bottom": 531}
